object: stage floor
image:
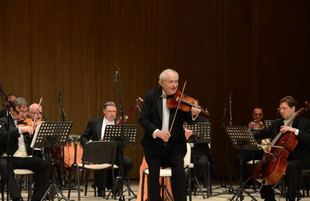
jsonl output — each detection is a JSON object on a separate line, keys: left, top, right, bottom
{"left": 29, "top": 180, "right": 297, "bottom": 201}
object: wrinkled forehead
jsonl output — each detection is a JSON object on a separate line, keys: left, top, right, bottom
{"left": 104, "top": 105, "right": 117, "bottom": 112}
{"left": 253, "top": 108, "right": 263, "bottom": 114}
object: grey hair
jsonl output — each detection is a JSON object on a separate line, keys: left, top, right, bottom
{"left": 103, "top": 101, "right": 116, "bottom": 110}
{"left": 158, "top": 69, "right": 179, "bottom": 85}
{"left": 14, "top": 97, "right": 27, "bottom": 107}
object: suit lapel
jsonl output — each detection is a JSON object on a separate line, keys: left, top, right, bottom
{"left": 156, "top": 88, "right": 163, "bottom": 122}
{"left": 96, "top": 118, "right": 103, "bottom": 140}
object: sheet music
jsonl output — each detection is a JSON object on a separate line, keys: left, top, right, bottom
{"left": 30, "top": 122, "right": 43, "bottom": 148}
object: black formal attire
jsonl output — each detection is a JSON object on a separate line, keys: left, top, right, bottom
{"left": 0, "top": 117, "right": 51, "bottom": 201}
{"left": 139, "top": 87, "right": 195, "bottom": 201}
{"left": 80, "top": 117, "right": 133, "bottom": 194}
{"left": 255, "top": 116, "right": 310, "bottom": 201}
{"left": 0, "top": 119, "right": 22, "bottom": 200}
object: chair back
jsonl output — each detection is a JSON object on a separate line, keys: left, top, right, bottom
{"left": 82, "top": 141, "right": 117, "bottom": 165}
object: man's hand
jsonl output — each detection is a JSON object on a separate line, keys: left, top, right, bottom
{"left": 280, "top": 125, "right": 296, "bottom": 134}
{"left": 155, "top": 130, "right": 171, "bottom": 142}
{"left": 19, "top": 125, "right": 34, "bottom": 135}
{"left": 184, "top": 129, "right": 193, "bottom": 140}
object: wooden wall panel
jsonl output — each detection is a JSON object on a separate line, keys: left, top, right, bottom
{"left": 0, "top": 0, "right": 309, "bottom": 178}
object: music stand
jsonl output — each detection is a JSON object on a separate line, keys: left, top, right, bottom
{"left": 185, "top": 122, "right": 211, "bottom": 144}
{"left": 103, "top": 124, "right": 138, "bottom": 200}
{"left": 226, "top": 126, "right": 259, "bottom": 201}
{"left": 264, "top": 120, "right": 273, "bottom": 128}
{"left": 103, "top": 124, "right": 137, "bottom": 145}
{"left": 31, "top": 121, "right": 72, "bottom": 201}
{"left": 185, "top": 122, "right": 211, "bottom": 198}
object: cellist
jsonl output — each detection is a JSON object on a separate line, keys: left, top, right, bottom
{"left": 254, "top": 96, "right": 310, "bottom": 201}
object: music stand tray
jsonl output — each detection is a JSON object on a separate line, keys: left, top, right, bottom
{"left": 30, "top": 121, "right": 72, "bottom": 148}
{"left": 103, "top": 124, "right": 138, "bottom": 145}
{"left": 226, "top": 126, "right": 259, "bottom": 151}
{"left": 185, "top": 122, "right": 211, "bottom": 144}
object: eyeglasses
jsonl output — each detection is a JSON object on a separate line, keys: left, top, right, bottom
{"left": 277, "top": 107, "right": 290, "bottom": 112}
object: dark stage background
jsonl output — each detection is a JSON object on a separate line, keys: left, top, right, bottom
{"left": 0, "top": 0, "right": 309, "bottom": 178}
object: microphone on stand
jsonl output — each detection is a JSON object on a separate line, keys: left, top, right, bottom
{"left": 58, "top": 92, "right": 62, "bottom": 104}
{"left": 113, "top": 68, "right": 119, "bottom": 82}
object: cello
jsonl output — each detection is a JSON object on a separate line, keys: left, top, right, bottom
{"left": 255, "top": 101, "right": 310, "bottom": 185}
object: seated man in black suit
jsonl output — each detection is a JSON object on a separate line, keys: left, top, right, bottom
{"left": 80, "top": 101, "right": 133, "bottom": 197}
{"left": 0, "top": 118, "right": 24, "bottom": 201}
{"left": 0, "top": 97, "right": 51, "bottom": 201}
{"left": 254, "top": 96, "right": 310, "bottom": 201}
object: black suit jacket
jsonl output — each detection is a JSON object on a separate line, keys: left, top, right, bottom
{"left": 139, "top": 87, "right": 194, "bottom": 157}
{"left": 0, "top": 118, "right": 20, "bottom": 156}
{"left": 80, "top": 117, "right": 104, "bottom": 144}
{"left": 257, "top": 116, "right": 310, "bottom": 160}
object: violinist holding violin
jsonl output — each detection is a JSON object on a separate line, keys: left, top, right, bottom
{"left": 139, "top": 69, "right": 201, "bottom": 201}
{"left": 255, "top": 96, "right": 310, "bottom": 201}
{"left": 1, "top": 97, "right": 51, "bottom": 201}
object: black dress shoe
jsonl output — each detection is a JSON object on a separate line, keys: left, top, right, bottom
{"left": 13, "top": 198, "right": 24, "bottom": 201}
{"left": 97, "top": 188, "right": 105, "bottom": 197}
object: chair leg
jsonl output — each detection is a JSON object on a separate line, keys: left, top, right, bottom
{"left": 141, "top": 172, "right": 145, "bottom": 201}
{"left": 84, "top": 170, "right": 90, "bottom": 196}
{"left": 77, "top": 166, "right": 81, "bottom": 201}
{"left": 67, "top": 165, "right": 73, "bottom": 199}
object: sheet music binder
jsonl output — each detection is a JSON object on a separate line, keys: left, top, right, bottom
{"left": 185, "top": 122, "right": 211, "bottom": 143}
{"left": 30, "top": 121, "right": 72, "bottom": 148}
{"left": 103, "top": 124, "right": 138, "bottom": 145}
{"left": 225, "top": 126, "right": 259, "bottom": 151}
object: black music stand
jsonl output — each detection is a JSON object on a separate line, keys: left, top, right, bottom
{"left": 31, "top": 121, "right": 72, "bottom": 201}
{"left": 264, "top": 120, "right": 273, "bottom": 128}
{"left": 103, "top": 124, "right": 138, "bottom": 200}
{"left": 226, "top": 126, "right": 259, "bottom": 201}
{"left": 185, "top": 122, "right": 211, "bottom": 198}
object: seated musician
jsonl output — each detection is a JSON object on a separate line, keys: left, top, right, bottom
{"left": 0, "top": 93, "right": 17, "bottom": 118}
{"left": 0, "top": 97, "right": 51, "bottom": 201}
{"left": 28, "top": 103, "right": 45, "bottom": 158}
{"left": 187, "top": 116, "right": 214, "bottom": 190}
{"left": 80, "top": 101, "right": 133, "bottom": 197}
{"left": 254, "top": 96, "right": 310, "bottom": 201}
{"left": 237, "top": 107, "right": 265, "bottom": 185}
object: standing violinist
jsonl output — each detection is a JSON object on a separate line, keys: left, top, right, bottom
{"left": 80, "top": 101, "right": 133, "bottom": 197}
{"left": 255, "top": 96, "right": 310, "bottom": 201}
{"left": 1, "top": 97, "right": 51, "bottom": 201}
{"left": 139, "top": 68, "right": 201, "bottom": 201}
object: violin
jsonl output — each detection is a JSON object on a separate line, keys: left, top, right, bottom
{"left": 167, "top": 90, "right": 209, "bottom": 115}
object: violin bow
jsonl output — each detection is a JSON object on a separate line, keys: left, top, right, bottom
{"left": 169, "top": 81, "right": 187, "bottom": 134}
{"left": 33, "top": 96, "right": 43, "bottom": 123}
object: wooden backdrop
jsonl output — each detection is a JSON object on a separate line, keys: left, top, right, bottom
{"left": 0, "top": 0, "right": 309, "bottom": 178}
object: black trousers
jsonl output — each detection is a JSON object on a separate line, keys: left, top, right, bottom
{"left": 260, "top": 159, "right": 310, "bottom": 201}
{"left": 94, "top": 155, "right": 133, "bottom": 191}
{"left": 144, "top": 144, "right": 187, "bottom": 201}
{"left": 0, "top": 157, "right": 21, "bottom": 199}
{"left": 1, "top": 157, "right": 51, "bottom": 201}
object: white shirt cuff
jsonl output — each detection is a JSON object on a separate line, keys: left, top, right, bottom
{"left": 295, "top": 129, "right": 299, "bottom": 135}
{"left": 152, "top": 129, "right": 159, "bottom": 139}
